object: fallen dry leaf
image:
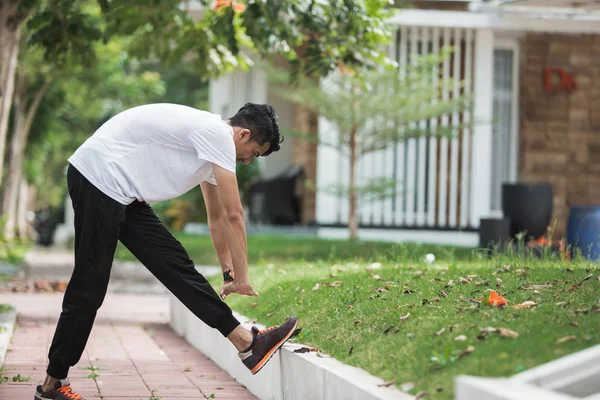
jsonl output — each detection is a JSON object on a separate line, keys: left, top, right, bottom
{"left": 496, "top": 278, "right": 503, "bottom": 284}
{"left": 416, "top": 391, "right": 429, "bottom": 399}
{"left": 459, "top": 277, "right": 469, "bottom": 284}
{"left": 348, "top": 346, "right": 354, "bottom": 355}
{"left": 266, "top": 312, "right": 274, "bottom": 317}
{"left": 434, "top": 327, "right": 446, "bottom": 336}
{"left": 497, "top": 328, "right": 519, "bottom": 339}
{"left": 414, "top": 270, "right": 425, "bottom": 276}
{"left": 431, "top": 297, "right": 440, "bottom": 302}
{"left": 378, "top": 377, "right": 397, "bottom": 387}
{"left": 556, "top": 301, "right": 568, "bottom": 306}
{"left": 368, "top": 262, "right": 383, "bottom": 270}
{"left": 373, "top": 287, "right": 389, "bottom": 292}
{"left": 400, "top": 313, "right": 411, "bottom": 322}
{"left": 250, "top": 303, "right": 258, "bottom": 307}
{"left": 439, "top": 290, "right": 447, "bottom": 298}
{"left": 446, "top": 280, "right": 455, "bottom": 287}
{"left": 401, "top": 382, "right": 415, "bottom": 392}
{"left": 569, "top": 274, "right": 593, "bottom": 291}
{"left": 487, "top": 290, "right": 508, "bottom": 306}
{"left": 512, "top": 301, "right": 538, "bottom": 310}
{"left": 312, "top": 283, "right": 321, "bottom": 291}
{"left": 294, "top": 347, "right": 319, "bottom": 353}
{"left": 569, "top": 322, "right": 579, "bottom": 327}
{"left": 454, "top": 335, "right": 467, "bottom": 342}
{"left": 383, "top": 325, "right": 395, "bottom": 335}
{"left": 328, "top": 281, "right": 343, "bottom": 287}
{"left": 458, "top": 345, "right": 475, "bottom": 359}
{"left": 407, "top": 332, "right": 415, "bottom": 339}
{"left": 373, "top": 274, "right": 382, "bottom": 280}
{"left": 354, "top": 320, "right": 361, "bottom": 326}
{"left": 556, "top": 335, "right": 576, "bottom": 344}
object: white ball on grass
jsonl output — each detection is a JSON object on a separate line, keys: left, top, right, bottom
{"left": 425, "top": 253, "right": 435, "bottom": 264}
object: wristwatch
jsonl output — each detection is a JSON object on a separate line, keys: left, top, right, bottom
{"left": 223, "top": 269, "right": 235, "bottom": 282}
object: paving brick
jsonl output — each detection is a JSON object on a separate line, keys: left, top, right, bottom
{"left": 0, "top": 292, "right": 256, "bottom": 399}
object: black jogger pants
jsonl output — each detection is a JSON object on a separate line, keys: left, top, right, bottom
{"left": 46, "top": 164, "right": 240, "bottom": 379}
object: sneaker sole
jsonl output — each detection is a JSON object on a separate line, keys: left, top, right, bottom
{"left": 250, "top": 319, "right": 298, "bottom": 375}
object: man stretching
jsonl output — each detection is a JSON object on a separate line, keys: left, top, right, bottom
{"left": 35, "top": 102, "right": 298, "bottom": 400}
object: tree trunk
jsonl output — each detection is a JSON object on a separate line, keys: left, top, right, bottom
{"left": 348, "top": 122, "right": 358, "bottom": 241}
{"left": 2, "top": 78, "right": 52, "bottom": 239}
{"left": 292, "top": 104, "right": 318, "bottom": 225}
{"left": 0, "top": 0, "right": 24, "bottom": 185}
{"left": 16, "top": 176, "right": 29, "bottom": 237}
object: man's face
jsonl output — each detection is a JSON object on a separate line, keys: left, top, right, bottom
{"left": 235, "top": 129, "right": 271, "bottom": 164}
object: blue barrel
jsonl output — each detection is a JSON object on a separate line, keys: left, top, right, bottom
{"left": 566, "top": 205, "right": 600, "bottom": 262}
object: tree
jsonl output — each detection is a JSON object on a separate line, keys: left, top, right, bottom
{"left": 268, "top": 50, "right": 473, "bottom": 240}
{"left": 15, "top": 36, "right": 165, "bottom": 239}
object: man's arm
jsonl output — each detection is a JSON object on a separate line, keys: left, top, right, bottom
{"left": 200, "top": 181, "right": 234, "bottom": 280}
{"left": 210, "top": 164, "right": 256, "bottom": 298}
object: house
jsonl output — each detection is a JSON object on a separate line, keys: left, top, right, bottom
{"left": 208, "top": 0, "right": 600, "bottom": 246}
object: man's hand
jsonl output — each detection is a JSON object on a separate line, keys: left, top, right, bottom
{"left": 220, "top": 281, "right": 259, "bottom": 300}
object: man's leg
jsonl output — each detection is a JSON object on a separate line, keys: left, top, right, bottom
{"left": 118, "top": 201, "right": 298, "bottom": 375}
{"left": 44, "top": 165, "right": 126, "bottom": 387}
{"left": 118, "top": 201, "right": 247, "bottom": 343}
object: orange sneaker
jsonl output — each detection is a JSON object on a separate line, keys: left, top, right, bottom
{"left": 35, "top": 378, "right": 85, "bottom": 400}
{"left": 238, "top": 316, "right": 298, "bottom": 375}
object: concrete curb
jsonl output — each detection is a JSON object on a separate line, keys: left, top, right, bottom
{"left": 170, "top": 294, "right": 413, "bottom": 400}
{"left": 0, "top": 308, "right": 17, "bottom": 368}
{"left": 455, "top": 345, "right": 600, "bottom": 399}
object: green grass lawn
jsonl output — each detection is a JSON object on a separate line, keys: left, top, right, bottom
{"left": 210, "top": 256, "right": 599, "bottom": 399}
{"left": 115, "top": 233, "right": 599, "bottom": 398}
{"left": 114, "top": 233, "right": 476, "bottom": 265}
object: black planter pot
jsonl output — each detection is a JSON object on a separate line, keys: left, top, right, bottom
{"left": 502, "top": 182, "right": 553, "bottom": 239}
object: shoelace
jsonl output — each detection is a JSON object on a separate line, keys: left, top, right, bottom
{"left": 57, "top": 385, "right": 84, "bottom": 400}
{"left": 258, "top": 325, "right": 279, "bottom": 336}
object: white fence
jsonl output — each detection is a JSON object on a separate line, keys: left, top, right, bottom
{"left": 316, "top": 24, "right": 494, "bottom": 231}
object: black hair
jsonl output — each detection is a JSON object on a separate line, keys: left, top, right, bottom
{"left": 229, "top": 103, "right": 283, "bottom": 156}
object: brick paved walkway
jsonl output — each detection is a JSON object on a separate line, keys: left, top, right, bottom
{"left": 0, "top": 293, "right": 256, "bottom": 399}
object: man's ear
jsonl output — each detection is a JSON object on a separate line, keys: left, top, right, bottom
{"left": 240, "top": 128, "right": 251, "bottom": 140}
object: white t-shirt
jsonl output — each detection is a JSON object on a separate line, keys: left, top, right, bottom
{"left": 68, "top": 103, "right": 236, "bottom": 205}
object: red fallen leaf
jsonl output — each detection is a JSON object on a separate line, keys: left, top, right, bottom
{"left": 294, "top": 347, "right": 320, "bottom": 353}
{"left": 512, "top": 301, "right": 538, "bottom": 310}
{"left": 378, "top": 377, "right": 397, "bottom": 387}
{"left": 250, "top": 303, "right": 258, "bottom": 307}
{"left": 487, "top": 290, "right": 508, "bottom": 306}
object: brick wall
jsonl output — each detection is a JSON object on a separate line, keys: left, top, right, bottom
{"left": 519, "top": 33, "right": 600, "bottom": 238}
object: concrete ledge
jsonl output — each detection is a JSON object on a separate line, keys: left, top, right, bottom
{"left": 456, "top": 345, "right": 600, "bottom": 400}
{"left": 169, "top": 294, "right": 413, "bottom": 400}
{"left": 0, "top": 309, "right": 17, "bottom": 368}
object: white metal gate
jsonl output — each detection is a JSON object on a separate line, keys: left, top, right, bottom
{"left": 317, "top": 24, "right": 494, "bottom": 231}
